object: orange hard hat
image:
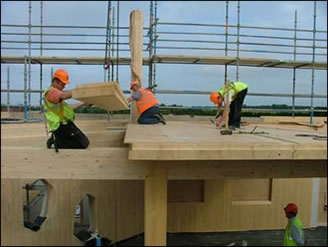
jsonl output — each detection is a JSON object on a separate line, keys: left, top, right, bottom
{"left": 210, "top": 92, "right": 223, "bottom": 105}
{"left": 284, "top": 203, "right": 298, "bottom": 214}
{"left": 130, "top": 80, "right": 139, "bottom": 89}
{"left": 53, "top": 69, "right": 69, "bottom": 84}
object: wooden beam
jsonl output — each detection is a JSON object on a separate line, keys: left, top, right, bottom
{"left": 1, "top": 147, "right": 326, "bottom": 179}
{"left": 223, "top": 79, "right": 231, "bottom": 129}
{"left": 144, "top": 164, "right": 167, "bottom": 246}
{"left": 129, "top": 10, "right": 144, "bottom": 123}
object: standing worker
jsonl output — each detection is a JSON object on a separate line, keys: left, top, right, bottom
{"left": 283, "top": 203, "right": 305, "bottom": 246}
{"left": 210, "top": 81, "right": 248, "bottom": 129}
{"left": 44, "top": 69, "right": 90, "bottom": 150}
{"left": 127, "top": 80, "right": 166, "bottom": 125}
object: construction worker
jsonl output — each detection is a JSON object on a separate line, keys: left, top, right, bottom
{"left": 210, "top": 81, "right": 248, "bottom": 129}
{"left": 127, "top": 80, "right": 166, "bottom": 125}
{"left": 283, "top": 203, "right": 305, "bottom": 246}
{"left": 43, "top": 69, "right": 90, "bottom": 149}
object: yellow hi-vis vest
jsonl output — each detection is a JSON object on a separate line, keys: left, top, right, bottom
{"left": 218, "top": 81, "right": 248, "bottom": 101}
{"left": 284, "top": 215, "right": 304, "bottom": 246}
{"left": 43, "top": 87, "right": 75, "bottom": 131}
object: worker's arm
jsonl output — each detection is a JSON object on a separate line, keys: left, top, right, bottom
{"left": 216, "top": 103, "right": 223, "bottom": 118}
{"left": 69, "top": 102, "right": 85, "bottom": 110}
{"left": 59, "top": 90, "right": 73, "bottom": 101}
{"left": 290, "top": 226, "right": 305, "bottom": 246}
{"left": 127, "top": 91, "right": 141, "bottom": 103}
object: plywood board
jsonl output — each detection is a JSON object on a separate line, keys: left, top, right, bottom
{"left": 72, "top": 81, "right": 129, "bottom": 111}
{"left": 261, "top": 116, "right": 327, "bottom": 124}
{"left": 124, "top": 122, "right": 327, "bottom": 160}
{"left": 278, "top": 120, "right": 325, "bottom": 128}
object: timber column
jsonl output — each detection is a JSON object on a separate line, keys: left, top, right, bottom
{"left": 144, "top": 164, "right": 167, "bottom": 246}
{"left": 129, "top": 10, "right": 143, "bottom": 123}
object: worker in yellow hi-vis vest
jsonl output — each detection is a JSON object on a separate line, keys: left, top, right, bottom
{"left": 210, "top": 81, "right": 248, "bottom": 129}
{"left": 43, "top": 69, "right": 89, "bottom": 150}
{"left": 283, "top": 203, "right": 305, "bottom": 246}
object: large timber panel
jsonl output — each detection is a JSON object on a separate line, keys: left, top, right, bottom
{"left": 72, "top": 81, "right": 129, "bottom": 111}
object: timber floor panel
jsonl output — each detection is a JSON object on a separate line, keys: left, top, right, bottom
{"left": 124, "top": 121, "right": 327, "bottom": 160}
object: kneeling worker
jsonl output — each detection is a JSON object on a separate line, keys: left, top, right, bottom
{"left": 210, "top": 81, "right": 248, "bottom": 129}
{"left": 127, "top": 80, "right": 166, "bottom": 125}
{"left": 44, "top": 69, "right": 90, "bottom": 149}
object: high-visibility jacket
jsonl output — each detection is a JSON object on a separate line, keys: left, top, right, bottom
{"left": 135, "top": 87, "right": 159, "bottom": 115}
{"left": 43, "top": 87, "right": 75, "bottom": 131}
{"left": 283, "top": 215, "right": 304, "bottom": 246}
{"left": 218, "top": 81, "right": 248, "bottom": 101}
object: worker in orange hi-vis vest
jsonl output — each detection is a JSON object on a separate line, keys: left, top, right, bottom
{"left": 127, "top": 80, "right": 166, "bottom": 125}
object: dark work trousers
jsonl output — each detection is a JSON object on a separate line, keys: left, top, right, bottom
{"left": 51, "top": 121, "right": 89, "bottom": 149}
{"left": 229, "top": 88, "right": 248, "bottom": 128}
{"left": 138, "top": 106, "right": 161, "bottom": 124}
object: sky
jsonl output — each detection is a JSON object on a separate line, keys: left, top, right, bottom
{"left": 1, "top": 1, "right": 327, "bottom": 108}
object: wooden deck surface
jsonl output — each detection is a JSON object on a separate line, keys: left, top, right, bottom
{"left": 124, "top": 121, "right": 327, "bottom": 160}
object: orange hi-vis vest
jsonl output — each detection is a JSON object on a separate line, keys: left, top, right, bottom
{"left": 136, "top": 88, "right": 159, "bottom": 115}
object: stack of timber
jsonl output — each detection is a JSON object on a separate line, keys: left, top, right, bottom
{"left": 72, "top": 81, "right": 128, "bottom": 111}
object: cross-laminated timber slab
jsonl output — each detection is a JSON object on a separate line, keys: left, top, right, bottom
{"left": 124, "top": 121, "right": 327, "bottom": 160}
{"left": 1, "top": 120, "right": 326, "bottom": 180}
{"left": 72, "top": 81, "right": 129, "bottom": 111}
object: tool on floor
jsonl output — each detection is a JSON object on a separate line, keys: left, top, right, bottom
{"left": 295, "top": 134, "right": 327, "bottom": 141}
{"left": 220, "top": 129, "right": 233, "bottom": 135}
{"left": 220, "top": 126, "right": 269, "bottom": 135}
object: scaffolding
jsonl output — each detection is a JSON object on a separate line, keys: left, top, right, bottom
{"left": 1, "top": 1, "right": 327, "bottom": 122}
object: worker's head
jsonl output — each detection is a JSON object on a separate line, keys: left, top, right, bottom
{"left": 284, "top": 203, "right": 298, "bottom": 218}
{"left": 52, "top": 69, "right": 69, "bottom": 90}
{"left": 130, "top": 80, "right": 140, "bottom": 91}
{"left": 210, "top": 92, "right": 223, "bottom": 105}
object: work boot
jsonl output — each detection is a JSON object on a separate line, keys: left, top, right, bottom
{"left": 228, "top": 126, "right": 235, "bottom": 131}
{"left": 155, "top": 114, "right": 166, "bottom": 125}
{"left": 155, "top": 113, "right": 166, "bottom": 124}
{"left": 158, "top": 112, "right": 165, "bottom": 119}
{"left": 47, "top": 136, "right": 54, "bottom": 149}
{"left": 158, "top": 118, "right": 166, "bottom": 125}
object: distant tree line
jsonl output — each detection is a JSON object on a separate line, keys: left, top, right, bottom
{"left": 1, "top": 104, "right": 327, "bottom": 117}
